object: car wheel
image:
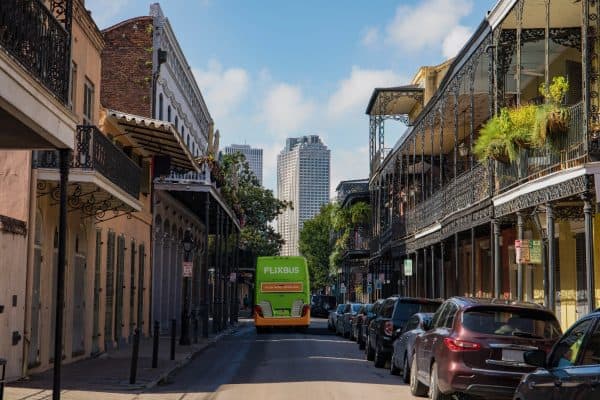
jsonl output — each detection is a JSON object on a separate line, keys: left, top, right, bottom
{"left": 374, "top": 343, "right": 386, "bottom": 368}
{"left": 429, "top": 362, "right": 451, "bottom": 400}
{"left": 401, "top": 352, "right": 410, "bottom": 383}
{"left": 390, "top": 350, "right": 400, "bottom": 375}
{"left": 366, "top": 337, "right": 375, "bottom": 361}
{"left": 410, "top": 354, "right": 427, "bottom": 397}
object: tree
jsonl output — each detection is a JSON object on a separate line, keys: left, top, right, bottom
{"left": 299, "top": 203, "right": 335, "bottom": 292}
{"left": 219, "top": 152, "right": 291, "bottom": 257}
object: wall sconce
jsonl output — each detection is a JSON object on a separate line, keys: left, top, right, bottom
{"left": 531, "top": 205, "right": 548, "bottom": 240}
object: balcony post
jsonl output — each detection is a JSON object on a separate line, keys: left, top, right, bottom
{"left": 470, "top": 227, "right": 475, "bottom": 297}
{"left": 493, "top": 219, "right": 501, "bottom": 298}
{"left": 583, "top": 192, "right": 596, "bottom": 313}
{"left": 202, "top": 193, "right": 210, "bottom": 338}
{"left": 415, "top": 251, "right": 419, "bottom": 297}
{"left": 440, "top": 241, "right": 445, "bottom": 299}
{"left": 546, "top": 203, "right": 555, "bottom": 311}
{"left": 454, "top": 233, "right": 459, "bottom": 296}
{"left": 516, "top": 212, "right": 524, "bottom": 302}
{"left": 430, "top": 245, "right": 435, "bottom": 298}
{"left": 52, "top": 148, "right": 70, "bottom": 400}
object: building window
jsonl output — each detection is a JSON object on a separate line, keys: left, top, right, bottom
{"left": 83, "top": 79, "right": 94, "bottom": 125}
{"left": 175, "top": 116, "right": 178, "bottom": 131}
{"left": 187, "top": 135, "right": 190, "bottom": 148}
{"left": 158, "top": 93, "right": 163, "bottom": 120}
{"left": 69, "top": 62, "right": 77, "bottom": 111}
{"left": 167, "top": 106, "right": 171, "bottom": 122}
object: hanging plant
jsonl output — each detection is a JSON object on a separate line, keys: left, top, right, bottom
{"left": 533, "top": 76, "right": 570, "bottom": 147}
{"left": 474, "top": 109, "right": 515, "bottom": 163}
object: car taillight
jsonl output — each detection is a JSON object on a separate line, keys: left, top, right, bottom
{"left": 443, "top": 338, "right": 481, "bottom": 352}
{"left": 301, "top": 304, "right": 310, "bottom": 317}
{"left": 384, "top": 320, "right": 394, "bottom": 336}
{"left": 254, "top": 305, "right": 263, "bottom": 318}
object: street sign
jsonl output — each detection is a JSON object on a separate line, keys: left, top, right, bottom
{"left": 229, "top": 272, "right": 237, "bottom": 282}
{"left": 515, "top": 239, "right": 542, "bottom": 264}
{"left": 182, "top": 261, "right": 193, "bottom": 277}
{"left": 367, "top": 273, "right": 372, "bottom": 283}
{"left": 367, "top": 284, "right": 373, "bottom": 294}
{"left": 404, "top": 259, "right": 413, "bottom": 276}
{"left": 375, "top": 280, "right": 382, "bottom": 290}
{"left": 340, "top": 285, "right": 347, "bottom": 294}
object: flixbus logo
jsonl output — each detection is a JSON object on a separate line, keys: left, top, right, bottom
{"left": 263, "top": 266, "right": 300, "bottom": 274}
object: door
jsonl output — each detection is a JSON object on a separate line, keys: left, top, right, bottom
{"left": 71, "top": 234, "right": 86, "bottom": 356}
{"left": 104, "top": 231, "right": 115, "bottom": 349}
{"left": 115, "top": 235, "right": 125, "bottom": 343}
{"left": 92, "top": 229, "right": 101, "bottom": 354}
{"left": 137, "top": 243, "right": 145, "bottom": 333}
{"left": 28, "top": 216, "right": 43, "bottom": 367}
{"left": 49, "top": 229, "right": 61, "bottom": 362}
{"left": 129, "top": 241, "right": 136, "bottom": 335}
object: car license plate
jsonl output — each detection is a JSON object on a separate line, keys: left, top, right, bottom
{"left": 502, "top": 349, "right": 524, "bottom": 362}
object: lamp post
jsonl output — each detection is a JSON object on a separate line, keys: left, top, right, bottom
{"left": 180, "top": 228, "right": 194, "bottom": 345}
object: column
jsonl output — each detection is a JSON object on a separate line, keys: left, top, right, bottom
{"left": 440, "top": 241, "right": 445, "bottom": 298}
{"left": 546, "top": 203, "right": 555, "bottom": 311}
{"left": 430, "top": 245, "right": 436, "bottom": 298}
{"left": 470, "top": 227, "right": 475, "bottom": 297}
{"left": 493, "top": 219, "right": 501, "bottom": 298}
{"left": 583, "top": 193, "right": 596, "bottom": 313}
{"left": 454, "top": 233, "right": 459, "bottom": 296}
{"left": 202, "top": 193, "right": 210, "bottom": 338}
{"left": 517, "top": 212, "right": 524, "bottom": 301}
{"left": 415, "top": 251, "right": 420, "bottom": 297}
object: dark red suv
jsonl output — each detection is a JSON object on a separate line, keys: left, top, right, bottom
{"left": 410, "top": 297, "right": 562, "bottom": 400}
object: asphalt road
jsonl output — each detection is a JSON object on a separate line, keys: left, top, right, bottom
{"left": 141, "top": 318, "right": 418, "bottom": 400}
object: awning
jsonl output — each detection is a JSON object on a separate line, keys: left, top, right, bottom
{"left": 106, "top": 109, "right": 198, "bottom": 172}
{"left": 366, "top": 85, "right": 424, "bottom": 116}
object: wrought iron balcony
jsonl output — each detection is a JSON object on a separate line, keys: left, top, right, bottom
{"left": 496, "top": 101, "right": 586, "bottom": 193}
{"left": 34, "top": 125, "right": 141, "bottom": 199}
{"left": 0, "top": 0, "right": 70, "bottom": 103}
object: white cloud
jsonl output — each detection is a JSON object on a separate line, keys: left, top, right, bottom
{"left": 327, "top": 67, "right": 406, "bottom": 118}
{"left": 385, "top": 0, "right": 473, "bottom": 53}
{"left": 442, "top": 25, "right": 473, "bottom": 58}
{"left": 192, "top": 60, "right": 249, "bottom": 121}
{"left": 260, "top": 83, "right": 315, "bottom": 138}
{"left": 361, "top": 27, "right": 380, "bottom": 47}
{"left": 330, "top": 146, "right": 369, "bottom": 197}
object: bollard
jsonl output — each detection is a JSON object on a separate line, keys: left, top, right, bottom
{"left": 152, "top": 321, "right": 159, "bottom": 368}
{"left": 129, "top": 328, "right": 140, "bottom": 384}
{"left": 170, "top": 319, "right": 176, "bottom": 361}
{"left": 0, "top": 358, "right": 6, "bottom": 400}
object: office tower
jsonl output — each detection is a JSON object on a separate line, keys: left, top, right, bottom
{"left": 277, "top": 135, "right": 330, "bottom": 256}
{"left": 224, "top": 144, "right": 263, "bottom": 185}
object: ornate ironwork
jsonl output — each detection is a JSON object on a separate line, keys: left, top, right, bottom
{"left": 0, "top": 214, "right": 27, "bottom": 235}
{"left": 495, "top": 175, "right": 589, "bottom": 217}
{"left": 441, "top": 203, "right": 493, "bottom": 238}
{"left": 0, "top": 0, "right": 71, "bottom": 103}
{"left": 33, "top": 125, "right": 142, "bottom": 198}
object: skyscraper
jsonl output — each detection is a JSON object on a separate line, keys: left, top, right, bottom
{"left": 277, "top": 135, "right": 330, "bottom": 256}
{"left": 224, "top": 144, "right": 263, "bottom": 185}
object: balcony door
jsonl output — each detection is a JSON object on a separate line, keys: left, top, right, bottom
{"left": 72, "top": 231, "right": 87, "bottom": 356}
{"left": 28, "top": 212, "right": 43, "bottom": 368}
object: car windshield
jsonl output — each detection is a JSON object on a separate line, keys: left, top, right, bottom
{"left": 336, "top": 305, "right": 345, "bottom": 313}
{"left": 392, "top": 301, "right": 440, "bottom": 321}
{"left": 351, "top": 304, "right": 362, "bottom": 312}
{"left": 365, "top": 304, "right": 373, "bottom": 313}
{"left": 462, "top": 307, "right": 562, "bottom": 339}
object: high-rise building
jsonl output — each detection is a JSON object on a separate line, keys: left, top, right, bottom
{"left": 224, "top": 144, "right": 263, "bottom": 185}
{"left": 277, "top": 135, "right": 330, "bottom": 256}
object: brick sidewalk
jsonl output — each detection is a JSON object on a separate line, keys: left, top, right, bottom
{"left": 4, "top": 321, "right": 244, "bottom": 400}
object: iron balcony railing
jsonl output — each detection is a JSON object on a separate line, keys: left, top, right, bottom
{"left": 0, "top": 0, "right": 70, "bottom": 103}
{"left": 496, "top": 101, "right": 585, "bottom": 192}
{"left": 344, "top": 228, "right": 371, "bottom": 253}
{"left": 34, "top": 125, "right": 141, "bottom": 199}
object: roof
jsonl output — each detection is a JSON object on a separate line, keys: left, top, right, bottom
{"left": 106, "top": 109, "right": 198, "bottom": 172}
{"left": 365, "top": 85, "right": 424, "bottom": 116}
{"left": 449, "top": 297, "right": 547, "bottom": 310}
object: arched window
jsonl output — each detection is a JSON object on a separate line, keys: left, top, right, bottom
{"left": 158, "top": 93, "right": 163, "bottom": 120}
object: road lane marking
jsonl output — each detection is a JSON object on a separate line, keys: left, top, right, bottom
{"left": 254, "top": 338, "right": 355, "bottom": 343}
{"left": 307, "top": 356, "right": 367, "bottom": 362}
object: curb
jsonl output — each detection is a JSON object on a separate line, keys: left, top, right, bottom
{"left": 142, "top": 323, "right": 241, "bottom": 391}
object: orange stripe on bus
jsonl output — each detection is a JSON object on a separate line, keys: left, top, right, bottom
{"left": 260, "top": 282, "right": 303, "bottom": 293}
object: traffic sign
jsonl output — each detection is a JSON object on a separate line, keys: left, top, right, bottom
{"left": 404, "top": 259, "right": 413, "bottom": 276}
{"left": 183, "top": 261, "right": 193, "bottom": 277}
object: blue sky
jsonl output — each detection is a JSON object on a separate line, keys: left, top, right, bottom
{"left": 88, "top": 0, "right": 497, "bottom": 195}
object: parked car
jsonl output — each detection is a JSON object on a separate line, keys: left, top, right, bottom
{"left": 359, "top": 299, "right": 384, "bottom": 350}
{"left": 311, "top": 294, "right": 337, "bottom": 318}
{"left": 337, "top": 303, "right": 362, "bottom": 338}
{"left": 513, "top": 310, "right": 600, "bottom": 400}
{"left": 390, "top": 312, "right": 434, "bottom": 382}
{"left": 367, "top": 296, "right": 442, "bottom": 368}
{"left": 410, "top": 297, "right": 562, "bottom": 400}
{"left": 352, "top": 303, "right": 373, "bottom": 344}
{"left": 328, "top": 304, "right": 345, "bottom": 331}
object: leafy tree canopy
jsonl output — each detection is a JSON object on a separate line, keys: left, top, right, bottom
{"left": 299, "top": 203, "right": 336, "bottom": 292}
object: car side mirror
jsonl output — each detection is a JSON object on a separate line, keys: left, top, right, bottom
{"left": 524, "top": 350, "right": 547, "bottom": 368}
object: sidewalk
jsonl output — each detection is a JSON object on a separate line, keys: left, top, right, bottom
{"left": 5, "top": 321, "right": 243, "bottom": 400}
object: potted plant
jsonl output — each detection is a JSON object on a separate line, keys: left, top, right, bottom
{"left": 532, "top": 76, "right": 570, "bottom": 148}
{"left": 474, "top": 109, "right": 518, "bottom": 163}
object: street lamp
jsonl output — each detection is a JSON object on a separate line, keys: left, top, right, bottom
{"left": 180, "top": 228, "right": 195, "bottom": 345}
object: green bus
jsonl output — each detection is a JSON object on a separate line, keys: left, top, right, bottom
{"left": 254, "top": 256, "right": 311, "bottom": 331}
